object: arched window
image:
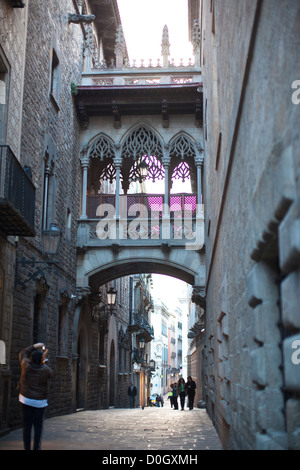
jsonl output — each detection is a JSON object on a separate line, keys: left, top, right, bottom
{"left": 121, "top": 127, "right": 164, "bottom": 194}
{"left": 88, "top": 134, "right": 116, "bottom": 193}
{"left": 169, "top": 134, "right": 197, "bottom": 193}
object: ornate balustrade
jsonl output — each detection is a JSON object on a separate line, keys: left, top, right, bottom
{"left": 77, "top": 193, "right": 204, "bottom": 249}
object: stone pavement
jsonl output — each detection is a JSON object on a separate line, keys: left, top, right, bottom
{"left": 0, "top": 406, "right": 223, "bottom": 451}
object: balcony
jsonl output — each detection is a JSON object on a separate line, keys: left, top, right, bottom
{"left": 0, "top": 145, "right": 35, "bottom": 236}
{"left": 129, "top": 310, "right": 154, "bottom": 342}
{"left": 77, "top": 193, "right": 204, "bottom": 249}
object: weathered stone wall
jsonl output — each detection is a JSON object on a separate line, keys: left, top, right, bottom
{"left": 0, "top": 0, "right": 28, "bottom": 156}
{"left": 0, "top": 0, "right": 28, "bottom": 434}
{"left": 8, "top": 0, "right": 84, "bottom": 428}
{"left": 202, "top": 0, "right": 300, "bottom": 450}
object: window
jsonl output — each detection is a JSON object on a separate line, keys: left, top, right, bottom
{"left": 66, "top": 208, "right": 72, "bottom": 241}
{"left": 50, "top": 48, "right": 60, "bottom": 109}
{"left": 0, "top": 51, "right": 9, "bottom": 143}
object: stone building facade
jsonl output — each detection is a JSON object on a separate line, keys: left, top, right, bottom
{"left": 0, "top": 0, "right": 157, "bottom": 432}
{"left": 4, "top": 0, "right": 84, "bottom": 428}
{"left": 0, "top": 0, "right": 32, "bottom": 434}
{"left": 200, "top": 0, "right": 300, "bottom": 450}
{"left": 2, "top": 0, "right": 298, "bottom": 452}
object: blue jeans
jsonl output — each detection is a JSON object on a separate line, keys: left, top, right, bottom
{"left": 21, "top": 403, "right": 45, "bottom": 450}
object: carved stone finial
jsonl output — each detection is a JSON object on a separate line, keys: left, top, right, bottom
{"left": 114, "top": 24, "right": 126, "bottom": 68}
{"left": 161, "top": 25, "right": 170, "bottom": 68}
{"left": 192, "top": 20, "right": 201, "bottom": 67}
{"left": 68, "top": 13, "right": 96, "bottom": 24}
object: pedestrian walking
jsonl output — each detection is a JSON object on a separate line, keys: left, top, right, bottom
{"left": 128, "top": 382, "right": 137, "bottom": 408}
{"left": 178, "top": 377, "right": 186, "bottom": 410}
{"left": 172, "top": 382, "right": 178, "bottom": 409}
{"left": 167, "top": 389, "right": 174, "bottom": 408}
{"left": 160, "top": 394, "right": 164, "bottom": 407}
{"left": 186, "top": 376, "right": 196, "bottom": 410}
{"left": 18, "top": 343, "right": 52, "bottom": 450}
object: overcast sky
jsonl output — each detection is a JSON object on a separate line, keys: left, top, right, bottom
{"left": 117, "top": 0, "right": 193, "bottom": 65}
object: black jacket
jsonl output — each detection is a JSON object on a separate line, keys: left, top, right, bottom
{"left": 19, "top": 345, "right": 52, "bottom": 400}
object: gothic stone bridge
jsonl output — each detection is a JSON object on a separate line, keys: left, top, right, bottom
{"left": 76, "top": 192, "right": 205, "bottom": 298}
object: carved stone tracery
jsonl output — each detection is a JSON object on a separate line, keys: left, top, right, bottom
{"left": 84, "top": 128, "right": 201, "bottom": 194}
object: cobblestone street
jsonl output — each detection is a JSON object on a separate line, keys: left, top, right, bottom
{"left": 0, "top": 406, "right": 222, "bottom": 451}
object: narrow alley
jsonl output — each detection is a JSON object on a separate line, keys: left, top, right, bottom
{"left": 0, "top": 405, "right": 222, "bottom": 452}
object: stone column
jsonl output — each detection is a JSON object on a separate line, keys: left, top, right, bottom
{"left": 162, "top": 156, "right": 171, "bottom": 239}
{"left": 114, "top": 155, "right": 123, "bottom": 239}
{"left": 194, "top": 155, "right": 203, "bottom": 208}
{"left": 162, "top": 156, "right": 170, "bottom": 211}
{"left": 80, "top": 147, "right": 89, "bottom": 219}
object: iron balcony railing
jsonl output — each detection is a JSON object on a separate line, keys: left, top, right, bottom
{"left": 129, "top": 310, "right": 154, "bottom": 341}
{"left": 0, "top": 145, "right": 35, "bottom": 236}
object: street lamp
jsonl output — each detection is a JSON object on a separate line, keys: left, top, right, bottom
{"left": 91, "top": 286, "right": 117, "bottom": 323}
{"left": 107, "top": 286, "right": 117, "bottom": 308}
{"left": 16, "top": 223, "right": 61, "bottom": 290}
{"left": 138, "top": 157, "right": 149, "bottom": 182}
{"left": 42, "top": 223, "right": 61, "bottom": 255}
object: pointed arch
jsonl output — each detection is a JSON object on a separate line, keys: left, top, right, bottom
{"left": 86, "top": 133, "right": 117, "bottom": 194}
{"left": 168, "top": 131, "right": 198, "bottom": 160}
{"left": 168, "top": 132, "right": 198, "bottom": 192}
{"left": 88, "top": 132, "right": 116, "bottom": 161}
{"left": 120, "top": 122, "right": 165, "bottom": 156}
{"left": 121, "top": 124, "right": 164, "bottom": 161}
{"left": 120, "top": 125, "right": 165, "bottom": 191}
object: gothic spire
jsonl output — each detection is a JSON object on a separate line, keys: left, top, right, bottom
{"left": 161, "top": 25, "right": 170, "bottom": 68}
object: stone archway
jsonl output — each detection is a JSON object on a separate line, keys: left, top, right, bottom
{"left": 78, "top": 247, "right": 206, "bottom": 297}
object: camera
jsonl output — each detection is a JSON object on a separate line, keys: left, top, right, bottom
{"left": 42, "top": 345, "right": 46, "bottom": 352}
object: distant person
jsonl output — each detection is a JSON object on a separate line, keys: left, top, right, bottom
{"left": 177, "top": 377, "right": 186, "bottom": 410}
{"left": 172, "top": 382, "right": 178, "bottom": 409}
{"left": 160, "top": 394, "right": 164, "bottom": 407}
{"left": 128, "top": 382, "right": 137, "bottom": 408}
{"left": 186, "top": 376, "right": 196, "bottom": 410}
{"left": 167, "top": 388, "right": 174, "bottom": 408}
{"left": 18, "top": 343, "right": 52, "bottom": 450}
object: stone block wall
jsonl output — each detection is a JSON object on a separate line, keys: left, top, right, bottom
{"left": 8, "top": 0, "right": 84, "bottom": 428}
{"left": 202, "top": 0, "right": 300, "bottom": 449}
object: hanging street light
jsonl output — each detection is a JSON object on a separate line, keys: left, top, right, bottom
{"left": 42, "top": 223, "right": 61, "bottom": 255}
{"left": 107, "top": 286, "right": 117, "bottom": 309}
{"left": 16, "top": 223, "right": 61, "bottom": 290}
{"left": 138, "top": 157, "right": 149, "bottom": 181}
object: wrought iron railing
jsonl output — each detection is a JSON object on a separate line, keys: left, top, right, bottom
{"left": 0, "top": 145, "right": 35, "bottom": 236}
{"left": 129, "top": 310, "right": 154, "bottom": 340}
